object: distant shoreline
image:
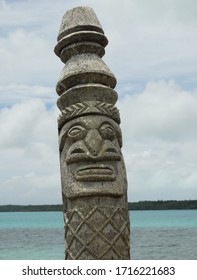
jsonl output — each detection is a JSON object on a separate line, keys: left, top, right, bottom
{"left": 0, "top": 200, "right": 197, "bottom": 212}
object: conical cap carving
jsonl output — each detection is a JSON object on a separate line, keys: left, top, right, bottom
{"left": 57, "top": 6, "right": 104, "bottom": 41}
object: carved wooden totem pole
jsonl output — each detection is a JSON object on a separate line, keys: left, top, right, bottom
{"left": 54, "top": 6, "right": 130, "bottom": 259}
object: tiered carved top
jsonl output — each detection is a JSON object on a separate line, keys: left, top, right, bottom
{"left": 54, "top": 6, "right": 118, "bottom": 129}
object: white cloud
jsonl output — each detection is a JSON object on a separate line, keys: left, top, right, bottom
{"left": 0, "top": 99, "right": 57, "bottom": 148}
{"left": 120, "top": 80, "right": 197, "bottom": 141}
{"left": 0, "top": 28, "right": 59, "bottom": 87}
{"left": 119, "top": 80, "right": 197, "bottom": 201}
{"left": 100, "top": 0, "right": 197, "bottom": 89}
{"left": 0, "top": 84, "right": 56, "bottom": 106}
{"left": 0, "top": 99, "right": 61, "bottom": 204}
{"left": 2, "top": 172, "right": 61, "bottom": 205}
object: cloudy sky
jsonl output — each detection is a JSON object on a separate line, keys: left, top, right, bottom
{"left": 0, "top": 0, "right": 197, "bottom": 205}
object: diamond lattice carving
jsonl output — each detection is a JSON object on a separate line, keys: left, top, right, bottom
{"left": 65, "top": 206, "right": 130, "bottom": 259}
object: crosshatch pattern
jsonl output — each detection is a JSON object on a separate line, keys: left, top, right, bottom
{"left": 65, "top": 206, "right": 130, "bottom": 259}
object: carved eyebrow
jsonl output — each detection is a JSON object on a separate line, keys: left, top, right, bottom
{"left": 99, "top": 121, "right": 114, "bottom": 128}
{"left": 62, "top": 122, "right": 87, "bottom": 136}
{"left": 99, "top": 121, "right": 119, "bottom": 132}
{"left": 69, "top": 122, "right": 86, "bottom": 131}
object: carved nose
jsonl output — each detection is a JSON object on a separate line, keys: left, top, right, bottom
{"left": 84, "top": 129, "right": 103, "bottom": 156}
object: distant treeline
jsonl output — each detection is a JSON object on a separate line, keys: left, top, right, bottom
{"left": 0, "top": 204, "right": 63, "bottom": 212}
{"left": 0, "top": 200, "right": 197, "bottom": 212}
{"left": 128, "top": 200, "right": 197, "bottom": 210}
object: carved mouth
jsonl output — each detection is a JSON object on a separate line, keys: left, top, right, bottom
{"left": 76, "top": 165, "right": 115, "bottom": 181}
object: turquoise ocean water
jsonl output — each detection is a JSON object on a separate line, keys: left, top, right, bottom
{"left": 0, "top": 210, "right": 197, "bottom": 259}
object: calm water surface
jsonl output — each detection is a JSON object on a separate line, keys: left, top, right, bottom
{"left": 0, "top": 210, "right": 197, "bottom": 259}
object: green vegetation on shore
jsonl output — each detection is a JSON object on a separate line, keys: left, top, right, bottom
{"left": 128, "top": 200, "right": 197, "bottom": 210}
{"left": 0, "top": 200, "right": 197, "bottom": 212}
{"left": 0, "top": 204, "right": 63, "bottom": 212}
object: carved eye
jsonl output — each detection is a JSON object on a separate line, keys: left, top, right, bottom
{"left": 99, "top": 123, "right": 116, "bottom": 140}
{"left": 68, "top": 125, "right": 86, "bottom": 140}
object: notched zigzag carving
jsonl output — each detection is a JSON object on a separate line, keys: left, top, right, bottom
{"left": 58, "top": 101, "right": 120, "bottom": 128}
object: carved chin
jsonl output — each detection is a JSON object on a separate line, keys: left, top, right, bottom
{"left": 75, "top": 164, "right": 115, "bottom": 181}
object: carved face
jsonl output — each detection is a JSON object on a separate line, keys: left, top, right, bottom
{"left": 59, "top": 115, "right": 127, "bottom": 198}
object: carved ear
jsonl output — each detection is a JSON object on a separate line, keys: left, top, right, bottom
{"left": 59, "top": 137, "right": 65, "bottom": 152}
{"left": 59, "top": 127, "right": 70, "bottom": 152}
